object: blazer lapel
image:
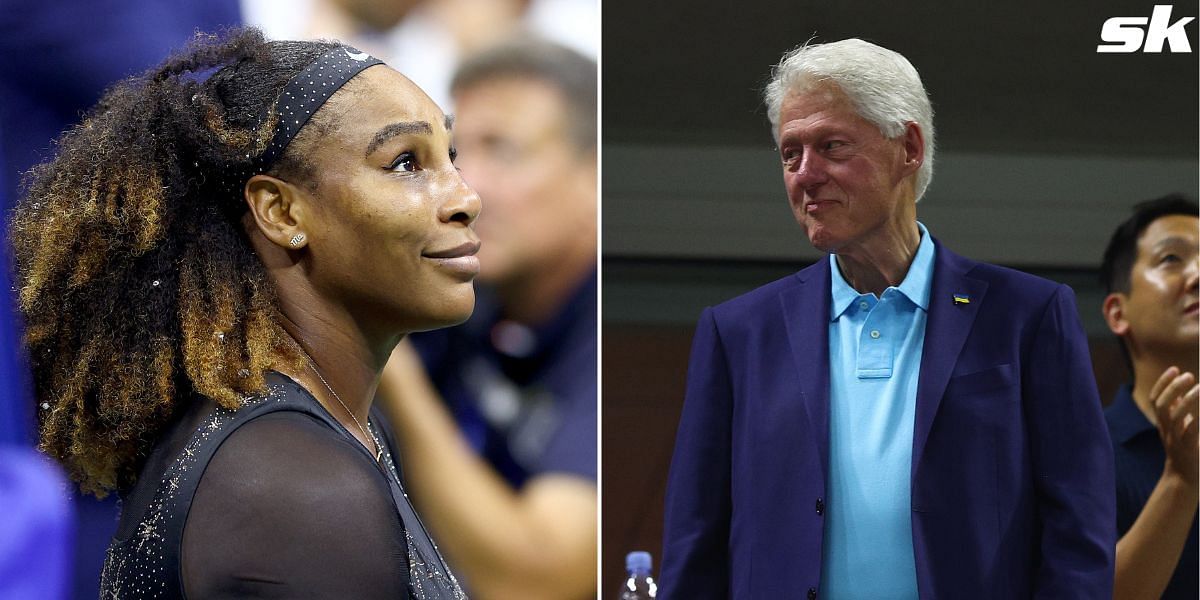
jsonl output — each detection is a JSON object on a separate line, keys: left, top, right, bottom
{"left": 780, "top": 260, "right": 832, "bottom": 482}
{"left": 912, "top": 241, "right": 987, "bottom": 472}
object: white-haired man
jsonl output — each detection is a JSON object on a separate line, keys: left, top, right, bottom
{"left": 660, "top": 39, "right": 1114, "bottom": 599}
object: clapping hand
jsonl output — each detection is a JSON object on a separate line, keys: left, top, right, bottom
{"left": 1150, "top": 366, "right": 1200, "bottom": 490}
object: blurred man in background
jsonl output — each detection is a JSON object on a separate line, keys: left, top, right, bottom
{"left": 379, "top": 37, "right": 596, "bottom": 600}
{"left": 243, "top": 0, "right": 597, "bottom": 111}
{"left": 1100, "top": 195, "right": 1199, "bottom": 600}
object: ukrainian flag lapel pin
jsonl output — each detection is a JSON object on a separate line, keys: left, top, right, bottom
{"left": 952, "top": 294, "right": 971, "bottom": 305}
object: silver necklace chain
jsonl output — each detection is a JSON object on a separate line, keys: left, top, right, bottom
{"left": 303, "top": 355, "right": 382, "bottom": 462}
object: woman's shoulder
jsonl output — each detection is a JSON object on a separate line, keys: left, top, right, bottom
{"left": 185, "top": 370, "right": 393, "bottom": 506}
{"left": 198, "top": 407, "right": 391, "bottom": 499}
{"left": 102, "top": 371, "right": 406, "bottom": 598}
{"left": 181, "top": 379, "right": 408, "bottom": 597}
{"left": 184, "top": 371, "right": 346, "bottom": 461}
{"left": 109, "top": 372, "right": 323, "bottom": 533}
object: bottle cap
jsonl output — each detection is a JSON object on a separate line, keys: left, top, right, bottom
{"left": 625, "top": 551, "right": 652, "bottom": 574}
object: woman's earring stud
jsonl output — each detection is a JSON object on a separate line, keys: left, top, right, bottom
{"left": 289, "top": 233, "right": 306, "bottom": 248}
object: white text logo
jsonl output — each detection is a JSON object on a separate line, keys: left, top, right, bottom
{"left": 1097, "top": 5, "right": 1195, "bottom": 53}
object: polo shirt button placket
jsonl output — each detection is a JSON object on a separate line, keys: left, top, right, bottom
{"left": 808, "top": 587, "right": 818, "bottom": 599}
{"left": 815, "top": 498, "right": 824, "bottom": 516}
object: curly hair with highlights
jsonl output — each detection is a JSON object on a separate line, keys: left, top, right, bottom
{"left": 8, "top": 28, "right": 341, "bottom": 496}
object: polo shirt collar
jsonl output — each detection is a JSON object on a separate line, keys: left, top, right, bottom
{"left": 1108, "top": 384, "right": 1155, "bottom": 445}
{"left": 829, "top": 221, "right": 935, "bottom": 321}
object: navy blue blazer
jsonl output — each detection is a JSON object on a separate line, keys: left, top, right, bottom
{"left": 660, "top": 239, "right": 1115, "bottom": 599}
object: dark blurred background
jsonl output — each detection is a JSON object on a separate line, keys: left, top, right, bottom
{"left": 601, "top": 0, "right": 1198, "bottom": 595}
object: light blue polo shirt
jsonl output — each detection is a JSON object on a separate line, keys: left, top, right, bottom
{"left": 819, "top": 222, "right": 935, "bottom": 599}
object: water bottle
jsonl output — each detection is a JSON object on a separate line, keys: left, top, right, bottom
{"left": 619, "top": 551, "right": 657, "bottom": 599}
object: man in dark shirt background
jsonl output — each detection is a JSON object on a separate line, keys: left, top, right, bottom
{"left": 378, "top": 36, "right": 597, "bottom": 599}
{"left": 1099, "top": 194, "right": 1198, "bottom": 600}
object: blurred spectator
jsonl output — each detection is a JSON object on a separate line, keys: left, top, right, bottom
{"left": 0, "top": 2, "right": 240, "bottom": 596}
{"left": 242, "top": 0, "right": 597, "bottom": 110}
{"left": 0, "top": 447, "right": 73, "bottom": 599}
{"left": 0, "top": 0, "right": 240, "bottom": 204}
{"left": 379, "top": 37, "right": 596, "bottom": 599}
{"left": 1, "top": 132, "right": 72, "bottom": 600}
{"left": 1, "top": 134, "right": 32, "bottom": 444}
{"left": 1099, "top": 194, "right": 1199, "bottom": 600}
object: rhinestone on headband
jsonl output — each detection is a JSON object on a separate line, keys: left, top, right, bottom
{"left": 220, "top": 46, "right": 385, "bottom": 201}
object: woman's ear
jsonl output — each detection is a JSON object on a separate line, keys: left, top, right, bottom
{"left": 244, "top": 175, "right": 310, "bottom": 250}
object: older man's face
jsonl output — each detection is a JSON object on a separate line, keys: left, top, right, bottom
{"left": 777, "top": 82, "right": 919, "bottom": 254}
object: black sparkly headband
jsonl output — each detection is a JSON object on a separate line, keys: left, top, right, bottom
{"left": 221, "top": 45, "right": 385, "bottom": 198}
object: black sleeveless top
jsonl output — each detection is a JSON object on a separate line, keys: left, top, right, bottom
{"left": 99, "top": 372, "right": 467, "bottom": 599}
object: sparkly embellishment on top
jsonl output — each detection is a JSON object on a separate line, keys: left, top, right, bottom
{"left": 98, "top": 377, "right": 467, "bottom": 599}
{"left": 374, "top": 422, "right": 468, "bottom": 599}
{"left": 99, "top": 383, "right": 287, "bottom": 598}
